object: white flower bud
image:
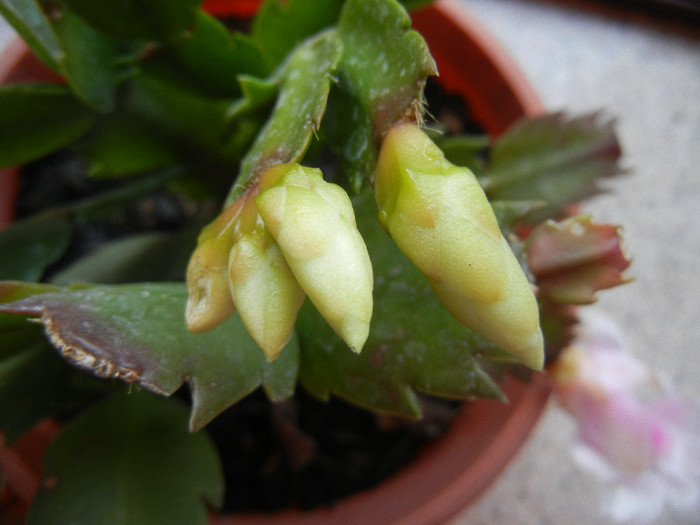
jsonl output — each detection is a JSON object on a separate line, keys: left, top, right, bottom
{"left": 228, "top": 218, "right": 305, "bottom": 362}
{"left": 255, "top": 163, "right": 374, "bottom": 353}
{"left": 375, "top": 123, "right": 544, "bottom": 369}
{"left": 185, "top": 203, "right": 240, "bottom": 333}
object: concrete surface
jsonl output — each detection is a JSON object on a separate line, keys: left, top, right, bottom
{"left": 1, "top": 2, "right": 699, "bottom": 524}
{"left": 450, "top": 1, "right": 700, "bottom": 524}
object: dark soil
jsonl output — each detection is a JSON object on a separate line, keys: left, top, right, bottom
{"left": 207, "top": 389, "right": 461, "bottom": 513}
{"left": 424, "top": 77, "right": 484, "bottom": 135}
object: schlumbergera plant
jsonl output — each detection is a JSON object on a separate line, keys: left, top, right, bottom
{"left": 0, "top": 0, "right": 631, "bottom": 522}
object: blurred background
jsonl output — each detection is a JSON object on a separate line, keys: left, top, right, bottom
{"left": 1, "top": 1, "right": 698, "bottom": 523}
{"left": 449, "top": 1, "right": 699, "bottom": 524}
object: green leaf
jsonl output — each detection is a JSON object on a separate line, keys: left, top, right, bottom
{"left": 0, "top": 287, "right": 107, "bottom": 443}
{"left": 61, "top": 0, "right": 201, "bottom": 42}
{"left": 124, "top": 70, "right": 234, "bottom": 162}
{"left": 227, "top": 29, "right": 342, "bottom": 204}
{"left": 482, "top": 113, "right": 624, "bottom": 218}
{"left": 430, "top": 131, "right": 490, "bottom": 175}
{"left": 0, "top": 320, "right": 108, "bottom": 444}
{"left": 297, "top": 190, "right": 504, "bottom": 417}
{"left": 0, "top": 2, "right": 125, "bottom": 112}
{"left": 253, "top": 0, "right": 343, "bottom": 70}
{"left": 0, "top": 0, "right": 63, "bottom": 71}
{"left": 0, "top": 282, "right": 299, "bottom": 430}
{"left": 144, "top": 11, "right": 268, "bottom": 98}
{"left": 50, "top": 4, "right": 123, "bottom": 113}
{"left": 228, "top": 75, "right": 279, "bottom": 120}
{"left": 81, "top": 113, "right": 180, "bottom": 178}
{"left": 0, "top": 310, "right": 42, "bottom": 362}
{"left": 49, "top": 230, "right": 198, "bottom": 285}
{"left": 66, "top": 168, "right": 183, "bottom": 223}
{"left": 0, "top": 169, "right": 181, "bottom": 282}
{"left": 218, "top": 76, "right": 278, "bottom": 176}
{"left": 323, "top": 0, "right": 437, "bottom": 191}
{"left": 26, "top": 389, "right": 224, "bottom": 525}
{"left": 0, "top": 279, "right": 59, "bottom": 304}
{"left": 490, "top": 200, "right": 546, "bottom": 233}
{"left": 0, "top": 211, "right": 72, "bottom": 281}
{"left": 0, "top": 84, "right": 97, "bottom": 168}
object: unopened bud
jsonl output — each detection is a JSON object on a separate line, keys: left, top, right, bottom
{"left": 255, "top": 163, "right": 374, "bottom": 353}
{"left": 375, "top": 123, "right": 543, "bottom": 369}
{"left": 185, "top": 201, "right": 241, "bottom": 332}
{"left": 228, "top": 197, "right": 305, "bottom": 361}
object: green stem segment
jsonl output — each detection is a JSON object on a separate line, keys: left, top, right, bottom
{"left": 224, "top": 29, "right": 342, "bottom": 207}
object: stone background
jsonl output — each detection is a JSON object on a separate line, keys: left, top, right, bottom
{"left": 450, "top": 1, "right": 699, "bottom": 524}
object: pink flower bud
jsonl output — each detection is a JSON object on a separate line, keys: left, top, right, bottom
{"left": 552, "top": 310, "right": 700, "bottom": 523}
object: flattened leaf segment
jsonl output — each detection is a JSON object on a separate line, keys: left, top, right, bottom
{"left": 0, "top": 282, "right": 299, "bottom": 431}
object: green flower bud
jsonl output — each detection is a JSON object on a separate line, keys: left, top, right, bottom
{"left": 375, "top": 123, "right": 543, "bottom": 369}
{"left": 255, "top": 163, "right": 374, "bottom": 353}
{"left": 185, "top": 201, "right": 240, "bottom": 333}
{"left": 228, "top": 195, "right": 305, "bottom": 361}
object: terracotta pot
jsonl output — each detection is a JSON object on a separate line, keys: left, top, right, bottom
{"left": 0, "top": 1, "right": 550, "bottom": 524}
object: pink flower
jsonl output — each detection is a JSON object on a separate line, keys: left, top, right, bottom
{"left": 552, "top": 310, "right": 700, "bottom": 523}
